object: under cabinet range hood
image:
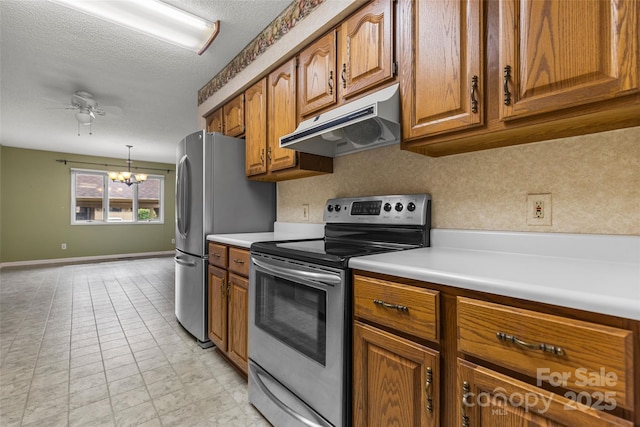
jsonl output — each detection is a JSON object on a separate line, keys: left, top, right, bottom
{"left": 280, "top": 83, "right": 400, "bottom": 157}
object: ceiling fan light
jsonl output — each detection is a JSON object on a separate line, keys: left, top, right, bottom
{"left": 49, "top": 0, "right": 219, "bottom": 55}
{"left": 75, "top": 111, "right": 94, "bottom": 124}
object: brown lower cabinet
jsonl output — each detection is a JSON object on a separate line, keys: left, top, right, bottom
{"left": 207, "top": 242, "right": 249, "bottom": 375}
{"left": 352, "top": 271, "right": 639, "bottom": 426}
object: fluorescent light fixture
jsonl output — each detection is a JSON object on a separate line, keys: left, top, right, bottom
{"left": 49, "top": 0, "right": 219, "bottom": 54}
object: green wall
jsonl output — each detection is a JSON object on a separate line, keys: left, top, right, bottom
{"left": 0, "top": 146, "right": 175, "bottom": 264}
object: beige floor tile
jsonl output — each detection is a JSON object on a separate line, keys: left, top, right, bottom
{"left": 103, "top": 353, "right": 135, "bottom": 371}
{"left": 29, "top": 369, "right": 69, "bottom": 390}
{"left": 21, "top": 394, "right": 68, "bottom": 425}
{"left": 69, "top": 371, "right": 107, "bottom": 394}
{"left": 68, "top": 397, "right": 114, "bottom": 427}
{"left": 107, "top": 373, "right": 145, "bottom": 396}
{"left": 70, "top": 360, "right": 104, "bottom": 380}
{"left": 140, "top": 364, "right": 177, "bottom": 386}
{"left": 69, "top": 383, "right": 109, "bottom": 410}
{"left": 99, "top": 338, "right": 129, "bottom": 351}
{"left": 105, "top": 363, "right": 140, "bottom": 383}
{"left": 113, "top": 401, "right": 158, "bottom": 427}
{"left": 152, "top": 388, "right": 194, "bottom": 416}
{"left": 70, "top": 350, "right": 103, "bottom": 368}
{"left": 0, "top": 408, "right": 23, "bottom": 427}
{"left": 22, "top": 411, "right": 69, "bottom": 427}
{"left": 158, "top": 401, "right": 203, "bottom": 426}
{"left": 110, "top": 385, "right": 151, "bottom": 412}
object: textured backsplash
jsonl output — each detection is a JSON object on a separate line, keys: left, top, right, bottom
{"left": 277, "top": 126, "right": 640, "bottom": 235}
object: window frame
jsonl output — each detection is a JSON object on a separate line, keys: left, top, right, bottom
{"left": 70, "top": 168, "right": 165, "bottom": 225}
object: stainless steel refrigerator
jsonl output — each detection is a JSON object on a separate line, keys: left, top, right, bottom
{"left": 175, "top": 130, "right": 275, "bottom": 347}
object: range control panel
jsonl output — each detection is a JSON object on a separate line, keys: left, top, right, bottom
{"left": 323, "top": 194, "right": 431, "bottom": 226}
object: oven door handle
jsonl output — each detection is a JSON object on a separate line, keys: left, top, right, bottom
{"left": 250, "top": 363, "right": 330, "bottom": 427}
{"left": 251, "top": 257, "right": 341, "bottom": 286}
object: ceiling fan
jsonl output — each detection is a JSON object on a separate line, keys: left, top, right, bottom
{"left": 54, "top": 91, "right": 107, "bottom": 135}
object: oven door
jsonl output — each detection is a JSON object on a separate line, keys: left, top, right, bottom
{"left": 249, "top": 253, "right": 346, "bottom": 427}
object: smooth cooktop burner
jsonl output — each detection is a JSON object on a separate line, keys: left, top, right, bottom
{"left": 251, "top": 238, "right": 414, "bottom": 268}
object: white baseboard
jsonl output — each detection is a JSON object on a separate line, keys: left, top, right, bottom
{"left": 0, "top": 251, "right": 174, "bottom": 269}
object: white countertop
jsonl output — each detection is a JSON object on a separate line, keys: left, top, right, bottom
{"left": 349, "top": 229, "right": 640, "bottom": 320}
{"left": 206, "top": 222, "right": 324, "bottom": 248}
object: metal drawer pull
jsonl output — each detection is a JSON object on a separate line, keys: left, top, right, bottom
{"left": 503, "top": 65, "right": 512, "bottom": 105}
{"left": 425, "top": 367, "right": 433, "bottom": 413}
{"left": 496, "top": 332, "right": 565, "bottom": 356}
{"left": 328, "top": 70, "right": 334, "bottom": 95}
{"left": 470, "top": 75, "right": 479, "bottom": 113}
{"left": 373, "top": 299, "right": 408, "bottom": 312}
{"left": 462, "top": 381, "right": 470, "bottom": 427}
{"left": 233, "top": 259, "right": 245, "bottom": 265}
{"left": 212, "top": 253, "right": 221, "bottom": 258}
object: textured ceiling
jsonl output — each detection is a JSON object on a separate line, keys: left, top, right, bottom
{"left": 0, "top": 0, "right": 291, "bottom": 164}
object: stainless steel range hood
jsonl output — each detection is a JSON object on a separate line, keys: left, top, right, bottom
{"left": 279, "top": 83, "right": 400, "bottom": 157}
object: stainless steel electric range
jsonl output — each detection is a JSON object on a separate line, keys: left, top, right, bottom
{"left": 248, "top": 194, "right": 432, "bottom": 427}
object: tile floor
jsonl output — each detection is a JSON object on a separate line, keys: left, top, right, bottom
{"left": 0, "top": 257, "right": 270, "bottom": 426}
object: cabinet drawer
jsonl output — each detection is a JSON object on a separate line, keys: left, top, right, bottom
{"left": 208, "top": 243, "right": 227, "bottom": 268}
{"left": 354, "top": 275, "right": 439, "bottom": 342}
{"left": 457, "top": 297, "right": 634, "bottom": 409}
{"left": 228, "top": 247, "right": 250, "bottom": 276}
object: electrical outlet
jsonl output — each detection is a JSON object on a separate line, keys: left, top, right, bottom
{"left": 302, "top": 204, "right": 309, "bottom": 221}
{"left": 171, "top": 238, "right": 175, "bottom": 244}
{"left": 526, "top": 193, "right": 552, "bottom": 226}
{"left": 61, "top": 243, "right": 67, "bottom": 250}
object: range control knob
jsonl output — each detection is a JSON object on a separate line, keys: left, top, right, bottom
{"left": 395, "top": 202, "right": 403, "bottom": 212}
{"left": 407, "top": 202, "right": 416, "bottom": 212}
{"left": 384, "top": 203, "right": 392, "bottom": 212}
{"left": 327, "top": 205, "right": 334, "bottom": 212}
{"left": 334, "top": 204, "right": 342, "bottom": 212}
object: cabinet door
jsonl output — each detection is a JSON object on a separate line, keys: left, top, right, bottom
{"left": 499, "top": 0, "right": 639, "bottom": 120}
{"left": 207, "top": 265, "right": 227, "bottom": 350}
{"left": 353, "top": 321, "right": 439, "bottom": 427}
{"left": 268, "top": 59, "right": 298, "bottom": 172}
{"left": 206, "top": 108, "right": 223, "bottom": 134}
{"left": 298, "top": 30, "right": 337, "bottom": 117}
{"left": 340, "top": 0, "right": 394, "bottom": 99}
{"left": 400, "top": 0, "right": 483, "bottom": 139}
{"left": 458, "top": 359, "right": 633, "bottom": 427}
{"left": 223, "top": 93, "right": 245, "bottom": 137}
{"left": 245, "top": 78, "right": 268, "bottom": 176}
{"left": 227, "top": 273, "right": 248, "bottom": 375}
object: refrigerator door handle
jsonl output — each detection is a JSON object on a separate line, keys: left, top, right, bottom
{"left": 174, "top": 256, "right": 197, "bottom": 267}
{"left": 176, "top": 154, "right": 191, "bottom": 239}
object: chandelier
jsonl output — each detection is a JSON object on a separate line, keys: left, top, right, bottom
{"left": 108, "top": 145, "right": 147, "bottom": 186}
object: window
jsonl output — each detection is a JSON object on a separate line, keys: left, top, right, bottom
{"left": 71, "top": 169, "right": 164, "bottom": 224}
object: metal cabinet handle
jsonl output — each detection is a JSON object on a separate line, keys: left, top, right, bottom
{"left": 220, "top": 280, "right": 225, "bottom": 297}
{"left": 260, "top": 148, "right": 265, "bottom": 166}
{"left": 212, "top": 253, "right": 221, "bottom": 258}
{"left": 233, "top": 259, "right": 245, "bottom": 265}
{"left": 267, "top": 147, "right": 272, "bottom": 164}
{"left": 328, "top": 70, "right": 334, "bottom": 95}
{"left": 462, "top": 381, "right": 470, "bottom": 427}
{"left": 341, "top": 63, "right": 347, "bottom": 88}
{"left": 425, "top": 367, "right": 433, "bottom": 413}
{"left": 503, "top": 65, "right": 512, "bottom": 105}
{"left": 227, "top": 283, "right": 231, "bottom": 297}
{"left": 471, "top": 75, "right": 479, "bottom": 113}
{"left": 496, "top": 332, "right": 565, "bottom": 356}
{"left": 373, "top": 299, "right": 409, "bottom": 312}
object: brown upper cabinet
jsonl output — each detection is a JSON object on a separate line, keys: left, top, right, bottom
{"left": 241, "top": 59, "right": 332, "bottom": 181}
{"left": 223, "top": 93, "right": 245, "bottom": 137}
{"left": 268, "top": 59, "right": 299, "bottom": 172}
{"left": 206, "top": 108, "right": 223, "bottom": 134}
{"left": 245, "top": 79, "right": 268, "bottom": 177}
{"left": 400, "top": 0, "right": 640, "bottom": 157}
{"left": 340, "top": 0, "right": 395, "bottom": 99}
{"left": 499, "top": 0, "right": 638, "bottom": 120}
{"left": 400, "top": 0, "right": 483, "bottom": 139}
{"left": 297, "top": 0, "right": 395, "bottom": 118}
{"left": 297, "top": 30, "right": 338, "bottom": 117}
